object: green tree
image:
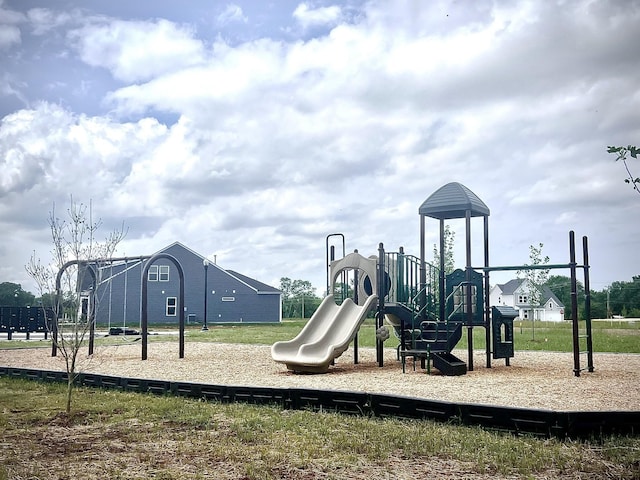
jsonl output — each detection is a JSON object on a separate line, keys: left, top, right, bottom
{"left": 0, "top": 282, "right": 35, "bottom": 307}
{"left": 608, "top": 145, "right": 639, "bottom": 195}
{"left": 431, "top": 224, "right": 456, "bottom": 306}
{"left": 279, "top": 277, "right": 321, "bottom": 318}
{"left": 607, "top": 276, "right": 640, "bottom": 317}
{"left": 279, "top": 277, "right": 316, "bottom": 300}
{"left": 517, "top": 243, "right": 550, "bottom": 340}
{"left": 589, "top": 289, "right": 608, "bottom": 319}
{"left": 433, "top": 224, "right": 456, "bottom": 275}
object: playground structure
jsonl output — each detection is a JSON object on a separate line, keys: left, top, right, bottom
{"left": 272, "top": 182, "right": 595, "bottom": 377}
{"left": 42, "top": 182, "right": 594, "bottom": 376}
{"left": 50, "top": 253, "right": 186, "bottom": 361}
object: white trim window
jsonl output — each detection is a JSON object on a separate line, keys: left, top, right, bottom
{"left": 518, "top": 294, "right": 528, "bottom": 304}
{"left": 148, "top": 265, "right": 159, "bottom": 282}
{"left": 166, "top": 297, "right": 177, "bottom": 316}
{"left": 159, "top": 265, "right": 169, "bottom": 282}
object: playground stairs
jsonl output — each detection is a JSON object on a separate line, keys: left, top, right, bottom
{"left": 386, "top": 302, "right": 466, "bottom": 374}
{"left": 574, "top": 318, "right": 595, "bottom": 376}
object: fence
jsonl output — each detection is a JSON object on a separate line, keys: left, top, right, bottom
{"left": 0, "top": 306, "right": 53, "bottom": 339}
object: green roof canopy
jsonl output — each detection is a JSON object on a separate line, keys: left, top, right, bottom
{"left": 418, "top": 182, "right": 490, "bottom": 220}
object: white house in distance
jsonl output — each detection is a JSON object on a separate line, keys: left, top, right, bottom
{"left": 489, "top": 278, "right": 565, "bottom": 322}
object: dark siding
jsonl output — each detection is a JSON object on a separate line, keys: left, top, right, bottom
{"left": 94, "top": 261, "right": 143, "bottom": 328}
{"left": 93, "top": 243, "right": 281, "bottom": 326}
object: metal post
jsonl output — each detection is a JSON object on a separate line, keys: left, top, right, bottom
{"left": 326, "top": 234, "right": 345, "bottom": 297}
{"left": 141, "top": 253, "right": 185, "bottom": 360}
{"left": 583, "top": 236, "right": 594, "bottom": 372}
{"left": 178, "top": 270, "right": 185, "bottom": 359}
{"left": 377, "top": 242, "right": 385, "bottom": 367}
{"left": 84, "top": 263, "right": 97, "bottom": 356}
{"left": 52, "top": 286, "right": 61, "bottom": 357}
{"left": 438, "top": 219, "right": 445, "bottom": 323}
{"left": 569, "top": 231, "right": 580, "bottom": 377}
{"left": 419, "top": 215, "right": 427, "bottom": 319}
{"left": 483, "top": 215, "right": 491, "bottom": 368}
{"left": 123, "top": 259, "right": 129, "bottom": 329}
{"left": 88, "top": 285, "right": 96, "bottom": 356}
{"left": 141, "top": 264, "right": 148, "bottom": 361}
{"left": 202, "top": 260, "right": 209, "bottom": 331}
{"left": 353, "top": 251, "right": 359, "bottom": 365}
{"left": 465, "top": 210, "right": 474, "bottom": 371}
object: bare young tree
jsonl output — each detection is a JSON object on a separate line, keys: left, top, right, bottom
{"left": 517, "top": 243, "right": 550, "bottom": 342}
{"left": 25, "top": 197, "right": 126, "bottom": 414}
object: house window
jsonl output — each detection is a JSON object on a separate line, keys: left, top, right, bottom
{"left": 166, "top": 297, "right": 177, "bottom": 316}
{"left": 522, "top": 309, "right": 529, "bottom": 319}
{"left": 159, "top": 265, "right": 169, "bottom": 282}
{"left": 148, "top": 265, "right": 158, "bottom": 282}
{"left": 549, "top": 302, "right": 553, "bottom": 309}
{"left": 518, "top": 294, "right": 528, "bottom": 304}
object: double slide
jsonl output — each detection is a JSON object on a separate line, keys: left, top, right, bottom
{"left": 271, "top": 294, "right": 378, "bottom": 373}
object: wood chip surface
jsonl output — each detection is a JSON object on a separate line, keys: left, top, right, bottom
{"left": 1, "top": 342, "right": 639, "bottom": 412}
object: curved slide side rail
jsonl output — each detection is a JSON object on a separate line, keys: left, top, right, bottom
{"left": 271, "top": 295, "right": 341, "bottom": 359}
{"left": 271, "top": 294, "right": 378, "bottom": 373}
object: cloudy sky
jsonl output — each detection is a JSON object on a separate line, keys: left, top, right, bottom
{"left": 1, "top": 0, "right": 639, "bottom": 297}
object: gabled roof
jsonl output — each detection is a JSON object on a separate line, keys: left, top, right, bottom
{"left": 157, "top": 241, "right": 203, "bottom": 260}
{"left": 227, "top": 270, "right": 281, "bottom": 294}
{"left": 542, "top": 286, "right": 564, "bottom": 307}
{"left": 496, "top": 278, "right": 564, "bottom": 307}
{"left": 156, "top": 242, "right": 280, "bottom": 294}
{"left": 496, "top": 279, "right": 522, "bottom": 295}
{"left": 419, "top": 182, "right": 490, "bottom": 220}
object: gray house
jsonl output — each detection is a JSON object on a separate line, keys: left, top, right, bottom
{"left": 88, "top": 242, "right": 282, "bottom": 328}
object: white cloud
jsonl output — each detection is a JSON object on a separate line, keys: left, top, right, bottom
{"left": 216, "top": 4, "right": 247, "bottom": 26}
{"left": 27, "top": 7, "right": 72, "bottom": 35}
{"left": 293, "top": 3, "right": 342, "bottom": 29}
{"left": 1, "top": 0, "right": 640, "bottom": 294}
{"left": 69, "top": 18, "right": 206, "bottom": 82}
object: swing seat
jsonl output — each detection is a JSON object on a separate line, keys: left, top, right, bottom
{"left": 108, "top": 327, "right": 140, "bottom": 336}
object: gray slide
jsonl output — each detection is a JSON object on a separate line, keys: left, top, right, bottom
{"left": 271, "top": 294, "right": 378, "bottom": 373}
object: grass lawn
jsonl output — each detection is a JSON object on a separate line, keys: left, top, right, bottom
{"left": 1, "top": 318, "right": 639, "bottom": 479}
{"left": 1, "top": 317, "right": 638, "bottom": 353}
{"left": 460, "top": 319, "right": 640, "bottom": 354}
{"left": 1, "top": 378, "right": 638, "bottom": 480}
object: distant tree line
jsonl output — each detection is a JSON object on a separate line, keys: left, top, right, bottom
{"left": 279, "top": 277, "right": 322, "bottom": 319}
{"left": 0, "top": 282, "right": 35, "bottom": 307}
{"left": 0, "top": 282, "right": 68, "bottom": 310}
{"left": 545, "top": 275, "right": 640, "bottom": 319}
